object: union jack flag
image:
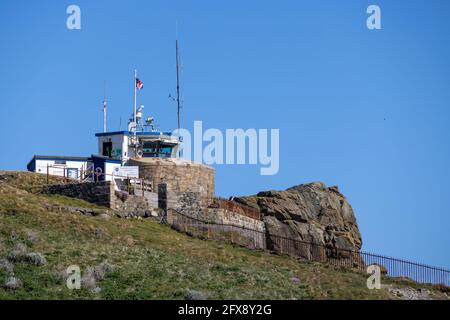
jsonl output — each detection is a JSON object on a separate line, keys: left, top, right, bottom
{"left": 136, "top": 78, "right": 144, "bottom": 90}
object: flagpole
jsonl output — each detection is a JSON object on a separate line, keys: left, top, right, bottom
{"left": 103, "top": 81, "right": 107, "bottom": 133}
{"left": 133, "top": 69, "right": 137, "bottom": 130}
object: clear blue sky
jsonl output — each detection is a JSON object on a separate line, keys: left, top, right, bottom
{"left": 1, "top": 0, "right": 449, "bottom": 268}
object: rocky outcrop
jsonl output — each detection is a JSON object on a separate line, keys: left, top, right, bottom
{"left": 234, "top": 182, "right": 362, "bottom": 260}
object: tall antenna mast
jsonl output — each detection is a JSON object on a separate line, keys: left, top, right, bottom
{"left": 133, "top": 69, "right": 137, "bottom": 131}
{"left": 176, "top": 39, "right": 181, "bottom": 131}
{"left": 103, "top": 81, "right": 107, "bottom": 133}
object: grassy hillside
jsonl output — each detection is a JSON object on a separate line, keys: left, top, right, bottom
{"left": 0, "top": 171, "right": 448, "bottom": 300}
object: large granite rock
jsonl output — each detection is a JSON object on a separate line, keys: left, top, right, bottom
{"left": 234, "top": 182, "right": 362, "bottom": 260}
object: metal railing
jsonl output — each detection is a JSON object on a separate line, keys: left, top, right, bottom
{"left": 206, "top": 197, "right": 261, "bottom": 220}
{"left": 44, "top": 165, "right": 153, "bottom": 196}
{"left": 39, "top": 166, "right": 450, "bottom": 287}
{"left": 168, "top": 209, "right": 450, "bottom": 287}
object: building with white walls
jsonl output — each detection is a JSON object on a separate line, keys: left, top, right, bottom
{"left": 27, "top": 71, "right": 190, "bottom": 184}
{"left": 27, "top": 155, "right": 92, "bottom": 179}
{"left": 95, "top": 130, "right": 180, "bottom": 163}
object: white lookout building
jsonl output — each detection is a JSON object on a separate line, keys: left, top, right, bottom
{"left": 27, "top": 70, "right": 215, "bottom": 202}
{"left": 28, "top": 111, "right": 181, "bottom": 181}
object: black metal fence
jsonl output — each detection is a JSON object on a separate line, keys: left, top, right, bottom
{"left": 168, "top": 209, "right": 450, "bottom": 287}
{"left": 206, "top": 197, "right": 261, "bottom": 220}
{"left": 42, "top": 165, "right": 153, "bottom": 197}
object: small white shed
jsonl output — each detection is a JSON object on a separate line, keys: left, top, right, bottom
{"left": 26, "top": 155, "right": 92, "bottom": 179}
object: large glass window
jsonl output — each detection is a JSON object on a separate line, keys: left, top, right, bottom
{"left": 142, "top": 142, "right": 173, "bottom": 158}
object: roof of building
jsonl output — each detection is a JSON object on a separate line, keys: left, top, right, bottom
{"left": 27, "top": 155, "right": 91, "bottom": 171}
{"left": 29, "top": 155, "right": 90, "bottom": 162}
{"left": 90, "top": 154, "right": 122, "bottom": 164}
{"left": 128, "top": 157, "right": 214, "bottom": 170}
{"left": 95, "top": 130, "right": 174, "bottom": 137}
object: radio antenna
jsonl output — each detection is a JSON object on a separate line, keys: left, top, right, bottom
{"left": 103, "top": 81, "right": 107, "bottom": 133}
{"left": 176, "top": 39, "right": 181, "bottom": 131}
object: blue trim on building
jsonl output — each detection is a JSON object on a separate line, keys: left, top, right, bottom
{"left": 95, "top": 130, "right": 173, "bottom": 137}
{"left": 27, "top": 160, "right": 35, "bottom": 172}
{"left": 91, "top": 155, "right": 122, "bottom": 181}
{"left": 30, "top": 157, "right": 89, "bottom": 162}
{"left": 95, "top": 131, "right": 127, "bottom": 137}
{"left": 90, "top": 155, "right": 122, "bottom": 164}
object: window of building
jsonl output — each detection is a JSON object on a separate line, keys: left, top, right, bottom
{"left": 103, "top": 141, "right": 113, "bottom": 157}
{"left": 142, "top": 141, "right": 173, "bottom": 158}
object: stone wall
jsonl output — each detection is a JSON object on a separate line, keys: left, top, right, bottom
{"left": 42, "top": 182, "right": 112, "bottom": 207}
{"left": 171, "top": 191, "right": 204, "bottom": 217}
{"left": 42, "top": 182, "right": 161, "bottom": 219}
{"left": 111, "top": 191, "right": 160, "bottom": 218}
{"left": 144, "top": 191, "right": 159, "bottom": 209}
{"left": 204, "top": 208, "right": 266, "bottom": 249}
{"left": 128, "top": 158, "right": 215, "bottom": 204}
{"left": 205, "top": 208, "right": 265, "bottom": 232}
{"left": 43, "top": 178, "right": 265, "bottom": 249}
{"left": 165, "top": 189, "right": 266, "bottom": 249}
{"left": 166, "top": 190, "right": 264, "bottom": 231}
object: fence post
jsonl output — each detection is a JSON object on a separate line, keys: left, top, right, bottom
{"left": 141, "top": 178, "right": 144, "bottom": 197}
{"left": 46, "top": 164, "right": 49, "bottom": 184}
